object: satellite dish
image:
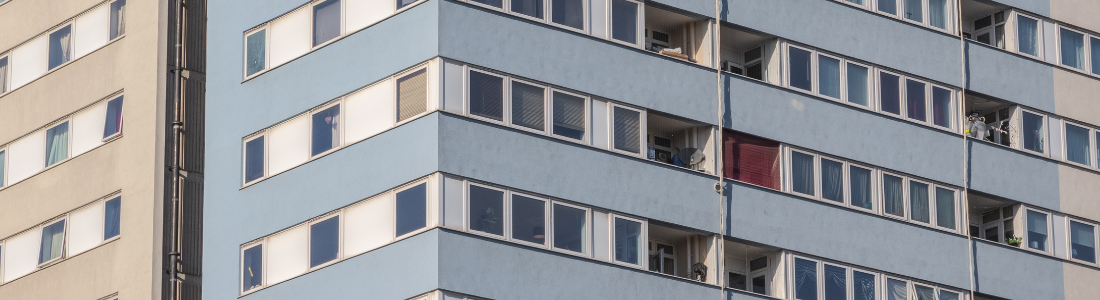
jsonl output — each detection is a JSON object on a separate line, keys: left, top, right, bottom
{"left": 679, "top": 148, "right": 705, "bottom": 166}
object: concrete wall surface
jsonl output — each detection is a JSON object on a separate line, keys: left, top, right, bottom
{"left": 966, "top": 140, "right": 1061, "bottom": 211}
{"left": 972, "top": 239, "right": 1065, "bottom": 300}
{"left": 964, "top": 41, "right": 1056, "bottom": 113}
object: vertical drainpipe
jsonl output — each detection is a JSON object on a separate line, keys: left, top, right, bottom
{"left": 714, "top": 0, "right": 725, "bottom": 297}
{"left": 167, "top": 0, "right": 185, "bottom": 298}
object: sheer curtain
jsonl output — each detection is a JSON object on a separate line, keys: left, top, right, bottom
{"left": 46, "top": 122, "right": 70, "bottom": 166}
{"left": 791, "top": 152, "right": 815, "bottom": 195}
{"left": 110, "top": 0, "right": 127, "bottom": 39}
{"left": 849, "top": 166, "right": 872, "bottom": 209}
{"left": 1060, "top": 29, "right": 1085, "bottom": 69}
{"left": 928, "top": 0, "right": 947, "bottom": 29}
{"left": 1026, "top": 210, "right": 1048, "bottom": 250}
{"left": 821, "top": 159, "right": 843, "bottom": 202}
{"left": 909, "top": 182, "right": 929, "bottom": 223}
{"left": 887, "top": 279, "right": 907, "bottom": 300}
{"left": 819, "top": 56, "right": 841, "bottom": 98}
{"left": 883, "top": 175, "right": 904, "bottom": 216}
{"left": 1065, "top": 124, "right": 1090, "bottom": 165}
{"left": 104, "top": 197, "right": 121, "bottom": 239}
{"left": 794, "top": 259, "right": 817, "bottom": 300}
{"left": 39, "top": 221, "right": 66, "bottom": 264}
{"left": 1017, "top": 16, "right": 1039, "bottom": 56}
{"left": 935, "top": 187, "right": 956, "bottom": 229}
{"left": 0, "top": 57, "right": 7, "bottom": 93}
{"left": 915, "top": 285, "right": 936, "bottom": 300}
{"left": 853, "top": 271, "right": 876, "bottom": 300}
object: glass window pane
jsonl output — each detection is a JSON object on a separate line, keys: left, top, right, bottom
{"left": 935, "top": 187, "right": 956, "bottom": 229}
{"left": 915, "top": 285, "right": 935, "bottom": 300}
{"left": 243, "top": 245, "right": 263, "bottom": 291}
{"left": 1022, "top": 111, "right": 1045, "bottom": 153}
{"left": 551, "top": 0, "right": 584, "bottom": 30}
{"left": 46, "top": 121, "right": 70, "bottom": 167}
{"left": 40, "top": 220, "right": 66, "bottom": 264}
{"left": 824, "top": 264, "right": 847, "bottom": 300}
{"left": 611, "top": 0, "right": 638, "bottom": 44}
{"left": 1070, "top": 220, "right": 1096, "bottom": 263}
{"left": 0, "top": 150, "right": 5, "bottom": 187}
{"left": 752, "top": 275, "right": 767, "bottom": 294}
{"left": 110, "top": 0, "right": 126, "bottom": 40}
{"left": 789, "top": 47, "right": 812, "bottom": 91}
{"left": 511, "top": 81, "right": 545, "bottom": 131}
{"left": 850, "top": 165, "right": 873, "bottom": 210}
{"left": 883, "top": 174, "right": 904, "bottom": 217}
{"left": 397, "top": 69, "right": 428, "bottom": 122}
{"left": 613, "top": 107, "right": 641, "bottom": 153}
{"left": 49, "top": 25, "right": 73, "bottom": 70}
{"left": 246, "top": 30, "right": 266, "bottom": 76}
{"left": 939, "top": 291, "right": 959, "bottom": 300}
{"left": 397, "top": 0, "right": 419, "bottom": 9}
{"left": 750, "top": 257, "right": 767, "bottom": 271}
{"left": 552, "top": 91, "right": 586, "bottom": 140}
{"left": 1017, "top": 16, "right": 1040, "bottom": 56}
{"left": 729, "top": 273, "right": 747, "bottom": 290}
{"left": 906, "top": 79, "right": 927, "bottom": 121}
{"left": 472, "top": 0, "right": 503, "bottom": 8}
{"left": 880, "top": 73, "right": 901, "bottom": 115}
{"left": 794, "top": 258, "right": 818, "bottom": 300}
{"left": 511, "top": 195, "right": 546, "bottom": 244}
{"left": 931, "top": 87, "right": 951, "bottom": 128}
{"left": 887, "top": 278, "right": 907, "bottom": 300}
{"left": 553, "top": 203, "right": 586, "bottom": 253}
{"left": 469, "top": 185, "right": 505, "bottom": 236}
{"left": 1092, "top": 37, "right": 1100, "bottom": 75}
{"left": 1060, "top": 28, "right": 1085, "bottom": 70}
{"left": 104, "top": 197, "right": 121, "bottom": 239}
{"left": 313, "top": 0, "right": 341, "bottom": 47}
{"left": 311, "top": 105, "right": 340, "bottom": 156}
{"left": 909, "top": 181, "right": 930, "bottom": 223}
{"left": 928, "top": 0, "right": 948, "bottom": 29}
{"left": 1065, "top": 124, "right": 1091, "bottom": 165}
{"left": 1026, "top": 210, "right": 1048, "bottom": 251}
{"left": 245, "top": 137, "right": 265, "bottom": 183}
{"left": 847, "top": 63, "right": 869, "bottom": 106}
{"left": 511, "top": 0, "right": 543, "bottom": 18}
{"left": 904, "top": 0, "right": 922, "bottom": 22}
{"left": 819, "top": 55, "right": 841, "bottom": 98}
{"left": 854, "top": 271, "right": 877, "bottom": 300}
{"left": 845, "top": 0, "right": 864, "bottom": 4}
{"left": 0, "top": 56, "right": 8, "bottom": 94}
{"left": 310, "top": 216, "right": 339, "bottom": 267}
{"left": 396, "top": 183, "right": 427, "bottom": 237}
{"left": 791, "top": 151, "right": 815, "bottom": 196}
{"left": 469, "top": 71, "right": 505, "bottom": 121}
{"left": 614, "top": 217, "right": 641, "bottom": 264}
{"left": 821, "top": 158, "right": 843, "bottom": 202}
{"left": 877, "top": 0, "right": 896, "bottom": 15}
{"left": 104, "top": 96, "right": 124, "bottom": 138}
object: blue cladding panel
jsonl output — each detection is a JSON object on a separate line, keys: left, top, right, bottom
{"left": 966, "top": 140, "right": 1061, "bottom": 210}
{"left": 972, "top": 240, "right": 1064, "bottom": 299}
{"left": 963, "top": 41, "right": 1056, "bottom": 112}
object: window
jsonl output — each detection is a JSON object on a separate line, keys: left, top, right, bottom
{"left": 1025, "top": 209, "right": 1048, "bottom": 251}
{"left": 551, "top": 0, "right": 584, "bottom": 30}
{"left": 1065, "top": 123, "right": 1091, "bottom": 166}
{"left": 48, "top": 25, "right": 73, "bottom": 70}
{"left": 846, "top": 63, "right": 870, "bottom": 107}
{"left": 1070, "top": 220, "right": 1096, "bottom": 263}
{"left": 511, "top": 0, "right": 543, "bottom": 18}
{"left": 313, "top": 0, "right": 342, "bottom": 47}
{"left": 309, "top": 216, "right": 340, "bottom": 268}
{"left": 104, "top": 196, "right": 121, "bottom": 239}
{"left": 794, "top": 258, "right": 817, "bottom": 300}
{"left": 853, "top": 270, "right": 876, "bottom": 300}
{"left": 469, "top": 184, "right": 505, "bottom": 236}
{"left": 821, "top": 158, "right": 844, "bottom": 203}
{"left": 934, "top": 187, "right": 955, "bottom": 230}
{"left": 551, "top": 91, "right": 586, "bottom": 141}
{"left": 1016, "top": 15, "right": 1040, "bottom": 57}
{"left": 1092, "top": 37, "right": 1100, "bottom": 75}
{"left": 0, "top": 56, "right": 8, "bottom": 94}
{"left": 39, "top": 220, "right": 66, "bottom": 264}
{"left": 824, "top": 264, "right": 846, "bottom": 300}
{"left": 242, "top": 244, "right": 263, "bottom": 292}
{"left": 395, "top": 182, "right": 427, "bottom": 237}
{"left": 909, "top": 181, "right": 930, "bottom": 224}
{"left": 469, "top": 70, "right": 505, "bottom": 121}
{"left": 552, "top": 202, "right": 587, "bottom": 253}
{"left": 103, "top": 96, "right": 124, "bottom": 139}
{"left": 914, "top": 284, "right": 936, "bottom": 300}
{"left": 110, "top": 0, "right": 126, "bottom": 40}
{"left": 472, "top": 0, "right": 502, "bottom": 8}
{"left": 903, "top": 0, "right": 922, "bottom": 23}
{"left": 905, "top": 79, "right": 927, "bottom": 122}
{"left": 245, "top": 29, "right": 266, "bottom": 76}
{"left": 928, "top": 0, "right": 948, "bottom": 30}
{"left": 930, "top": 86, "right": 951, "bottom": 128}
{"left": 311, "top": 104, "right": 340, "bottom": 156}
{"left": 613, "top": 216, "right": 642, "bottom": 265}
{"left": 882, "top": 173, "right": 905, "bottom": 218}
{"left": 939, "top": 290, "right": 960, "bottom": 300}
{"left": 398, "top": 0, "right": 418, "bottom": 9}
{"left": 397, "top": 69, "right": 428, "bottom": 122}
{"left": 791, "top": 151, "right": 816, "bottom": 196}
{"left": 877, "top": 0, "right": 897, "bottom": 15}
{"left": 849, "top": 165, "right": 874, "bottom": 211}
{"left": 819, "top": 55, "right": 841, "bottom": 99}
{"left": 46, "top": 121, "right": 70, "bottom": 167}
{"left": 788, "top": 46, "right": 813, "bottom": 91}
{"left": 611, "top": 0, "right": 638, "bottom": 44}
{"left": 1059, "top": 28, "right": 1085, "bottom": 70}
{"left": 723, "top": 130, "right": 781, "bottom": 189}
{"left": 729, "top": 273, "right": 747, "bottom": 290}
{"left": 844, "top": 0, "right": 864, "bottom": 5}
{"left": 886, "top": 278, "right": 907, "bottom": 300}
{"left": 1021, "top": 110, "right": 1045, "bottom": 153}
{"left": 244, "top": 136, "right": 265, "bottom": 183}
{"left": 879, "top": 72, "right": 901, "bottom": 115}
{"left": 612, "top": 106, "right": 642, "bottom": 154}
{"left": 511, "top": 80, "right": 545, "bottom": 131}
{"left": 510, "top": 193, "right": 546, "bottom": 245}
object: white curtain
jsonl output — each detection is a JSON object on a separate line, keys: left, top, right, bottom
{"left": 791, "top": 152, "right": 815, "bottom": 195}
{"left": 1060, "top": 29, "right": 1085, "bottom": 69}
{"left": 883, "top": 175, "right": 904, "bottom": 216}
{"left": 935, "top": 187, "right": 956, "bottom": 229}
{"left": 60, "top": 29, "right": 72, "bottom": 64}
{"left": 928, "top": 0, "right": 947, "bottom": 29}
{"left": 794, "top": 258, "right": 817, "bottom": 300}
{"left": 887, "top": 279, "right": 907, "bottom": 300}
{"left": 909, "top": 182, "right": 930, "bottom": 223}
{"left": 822, "top": 159, "right": 844, "bottom": 202}
{"left": 0, "top": 57, "right": 8, "bottom": 93}
{"left": 39, "top": 221, "right": 66, "bottom": 264}
{"left": 850, "top": 166, "right": 872, "bottom": 209}
{"left": 1017, "top": 16, "right": 1039, "bottom": 56}
{"left": 45, "top": 122, "right": 70, "bottom": 166}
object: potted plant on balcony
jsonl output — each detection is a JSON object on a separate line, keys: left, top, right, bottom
{"left": 1006, "top": 236, "right": 1023, "bottom": 247}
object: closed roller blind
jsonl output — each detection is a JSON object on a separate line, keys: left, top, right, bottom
{"left": 468, "top": 71, "right": 504, "bottom": 121}
{"left": 511, "top": 81, "right": 544, "bottom": 130}
{"left": 397, "top": 69, "right": 428, "bottom": 122}
{"left": 612, "top": 107, "right": 640, "bottom": 153}
{"left": 347, "top": 0, "right": 392, "bottom": 32}
{"left": 552, "top": 92, "right": 585, "bottom": 140}
{"left": 722, "top": 130, "right": 781, "bottom": 189}
{"left": 268, "top": 116, "right": 310, "bottom": 175}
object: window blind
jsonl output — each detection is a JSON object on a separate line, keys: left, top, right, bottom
{"left": 722, "top": 130, "right": 781, "bottom": 189}
{"left": 612, "top": 107, "right": 640, "bottom": 153}
{"left": 552, "top": 92, "right": 585, "bottom": 140}
{"left": 511, "top": 81, "right": 545, "bottom": 130}
{"left": 397, "top": 69, "right": 428, "bottom": 122}
{"left": 469, "top": 72, "right": 504, "bottom": 121}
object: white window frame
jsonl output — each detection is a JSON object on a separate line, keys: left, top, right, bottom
{"left": 36, "top": 217, "right": 70, "bottom": 267}
{"left": 107, "top": 0, "right": 127, "bottom": 41}
{"left": 43, "top": 119, "right": 74, "bottom": 169}
{"left": 843, "top": 60, "right": 876, "bottom": 110}
{"left": 549, "top": 200, "right": 591, "bottom": 257}
{"left": 47, "top": 22, "right": 76, "bottom": 72}
{"left": 308, "top": 101, "right": 345, "bottom": 158}
{"left": 928, "top": 84, "right": 954, "bottom": 130}
{"left": 309, "top": 0, "right": 347, "bottom": 50}
{"left": 786, "top": 147, "right": 818, "bottom": 199}
{"left": 0, "top": 53, "right": 10, "bottom": 95}
{"left": 901, "top": 77, "right": 930, "bottom": 125}
{"left": 306, "top": 212, "right": 343, "bottom": 271}
{"left": 546, "top": 0, "right": 589, "bottom": 34}
{"left": 899, "top": 0, "right": 926, "bottom": 27}
{"left": 911, "top": 281, "right": 939, "bottom": 300}
{"left": 932, "top": 185, "right": 959, "bottom": 232}
{"left": 101, "top": 95, "right": 126, "bottom": 141}
{"left": 816, "top": 52, "right": 845, "bottom": 102}
{"left": 926, "top": 0, "right": 954, "bottom": 34}
{"left": 1012, "top": 12, "right": 1044, "bottom": 59}
{"left": 1061, "top": 120, "right": 1094, "bottom": 168}
{"left": 466, "top": 68, "right": 510, "bottom": 125}
{"left": 850, "top": 266, "right": 880, "bottom": 300}
{"left": 609, "top": 213, "right": 646, "bottom": 268}
{"left": 506, "top": 191, "right": 550, "bottom": 248}
{"left": 1023, "top": 208, "right": 1052, "bottom": 254}
{"left": 608, "top": 103, "right": 646, "bottom": 157}
{"left": 0, "top": 147, "right": 7, "bottom": 188}
{"left": 1017, "top": 108, "right": 1048, "bottom": 155}
{"left": 937, "top": 287, "right": 964, "bottom": 300}
{"left": 820, "top": 262, "right": 850, "bottom": 300}
{"left": 239, "top": 240, "right": 267, "bottom": 296}
{"left": 465, "top": 182, "right": 510, "bottom": 240}
{"left": 834, "top": 0, "right": 870, "bottom": 11}
{"left": 606, "top": 0, "right": 644, "bottom": 48}
{"left": 784, "top": 44, "right": 816, "bottom": 93}
{"left": 1090, "top": 34, "right": 1100, "bottom": 77}
{"left": 906, "top": 177, "right": 934, "bottom": 226}
{"left": 1056, "top": 25, "right": 1087, "bottom": 71}
{"left": 242, "top": 133, "right": 268, "bottom": 186}
{"left": 789, "top": 254, "right": 820, "bottom": 300}
{"left": 506, "top": 0, "right": 549, "bottom": 23}
{"left": 879, "top": 171, "right": 909, "bottom": 221}
{"left": 882, "top": 275, "right": 911, "bottom": 300}
{"left": 846, "top": 162, "right": 879, "bottom": 214}
{"left": 817, "top": 154, "right": 848, "bottom": 205}
{"left": 466, "top": 0, "right": 506, "bottom": 11}
{"left": 394, "top": 65, "right": 433, "bottom": 127}
{"left": 1066, "top": 218, "right": 1099, "bottom": 266}
{"left": 242, "top": 26, "right": 270, "bottom": 80}
{"left": 394, "top": 179, "right": 434, "bottom": 240}
{"left": 507, "top": 78, "right": 550, "bottom": 134}
{"left": 876, "top": 69, "right": 904, "bottom": 117}
{"left": 548, "top": 88, "right": 591, "bottom": 144}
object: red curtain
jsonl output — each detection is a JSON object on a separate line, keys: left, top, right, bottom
{"left": 723, "top": 129, "right": 781, "bottom": 190}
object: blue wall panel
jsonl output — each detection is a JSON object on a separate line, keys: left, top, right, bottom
{"left": 723, "top": 75, "right": 965, "bottom": 186}
{"left": 966, "top": 140, "right": 1061, "bottom": 210}
{"left": 972, "top": 240, "right": 1065, "bottom": 299}
{"left": 964, "top": 41, "right": 1056, "bottom": 112}
{"left": 724, "top": 181, "right": 972, "bottom": 288}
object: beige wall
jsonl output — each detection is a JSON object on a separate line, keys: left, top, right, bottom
{"left": 1063, "top": 262, "right": 1100, "bottom": 300}
{"left": 0, "top": 0, "right": 166, "bottom": 299}
{"left": 1049, "top": 0, "right": 1100, "bottom": 34}
{"left": 1052, "top": 69, "right": 1100, "bottom": 127}
{"left": 1058, "top": 165, "right": 1100, "bottom": 222}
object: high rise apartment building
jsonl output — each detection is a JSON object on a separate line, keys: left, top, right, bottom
{"left": 0, "top": 0, "right": 206, "bottom": 299}
{"left": 204, "top": 0, "right": 1100, "bottom": 299}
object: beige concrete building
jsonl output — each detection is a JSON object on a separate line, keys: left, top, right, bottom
{"left": 0, "top": 0, "right": 204, "bottom": 299}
